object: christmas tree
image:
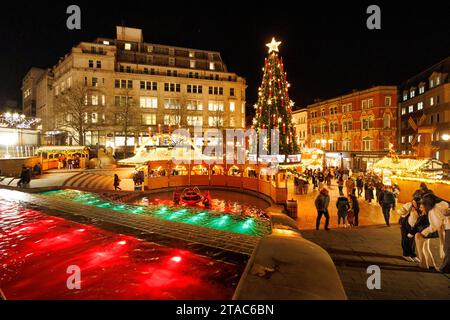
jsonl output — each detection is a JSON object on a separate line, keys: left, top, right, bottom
{"left": 252, "top": 38, "right": 299, "bottom": 156}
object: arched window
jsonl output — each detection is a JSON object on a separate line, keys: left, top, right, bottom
{"left": 362, "top": 137, "right": 373, "bottom": 151}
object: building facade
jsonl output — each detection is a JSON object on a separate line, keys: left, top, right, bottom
{"left": 24, "top": 26, "right": 246, "bottom": 150}
{"left": 307, "top": 86, "right": 398, "bottom": 171}
{"left": 398, "top": 57, "right": 450, "bottom": 164}
{"left": 292, "top": 108, "right": 308, "bottom": 149}
{"left": 22, "top": 67, "right": 46, "bottom": 117}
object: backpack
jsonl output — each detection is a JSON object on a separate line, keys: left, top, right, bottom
{"left": 383, "top": 191, "right": 396, "bottom": 205}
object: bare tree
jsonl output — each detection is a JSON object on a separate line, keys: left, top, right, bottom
{"left": 54, "top": 82, "right": 92, "bottom": 146}
{"left": 116, "top": 88, "right": 136, "bottom": 158}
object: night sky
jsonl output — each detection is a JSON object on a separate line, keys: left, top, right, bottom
{"left": 0, "top": 1, "right": 449, "bottom": 113}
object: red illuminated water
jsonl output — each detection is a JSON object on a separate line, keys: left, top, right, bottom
{"left": 0, "top": 200, "right": 242, "bottom": 300}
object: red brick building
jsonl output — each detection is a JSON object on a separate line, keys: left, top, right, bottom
{"left": 306, "top": 86, "right": 397, "bottom": 171}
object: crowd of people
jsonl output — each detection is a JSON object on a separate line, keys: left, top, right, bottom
{"left": 57, "top": 154, "right": 81, "bottom": 170}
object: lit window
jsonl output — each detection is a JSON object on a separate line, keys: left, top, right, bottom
{"left": 408, "top": 105, "right": 414, "bottom": 113}
{"left": 103, "top": 41, "right": 110, "bottom": 45}
{"left": 230, "top": 102, "right": 235, "bottom": 112}
{"left": 419, "top": 86, "right": 425, "bottom": 94}
{"left": 208, "top": 101, "right": 224, "bottom": 111}
{"left": 92, "top": 95, "right": 99, "bottom": 106}
{"left": 368, "top": 99, "right": 373, "bottom": 108}
{"left": 430, "top": 79, "right": 434, "bottom": 88}
{"left": 401, "top": 136, "right": 406, "bottom": 143}
{"left": 208, "top": 116, "right": 223, "bottom": 127}
{"left": 385, "top": 96, "right": 391, "bottom": 106}
{"left": 430, "top": 97, "right": 434, "bottom": 106}
{"left": 403, "top": 93, "right": 408, "bottom": 101}
{"left": 417, "top": 102, "right": 423, "bottom": 110}
{"left": 164, "top": 114, "right": 180, "bottom": 125}
{"left": 142, "top": 114, "right": 156, "bottom": 125}
{"left": 436, "top": 77, "right": 440, "bottom": 85}
{"left": 209, "top": 62, "right": 215, "bottom": 70}
{"left": 362, "top": 138, "right": 373, "bottom": 151}
{"left": 410, "top": 90, "right": 415, "bottom": 98}
{"left": 408, "top": 135, "right": 413, "bottom": 143}
{"left": 124, "top": 43, "right": 131, "bottom": 50}
{"left": 140, "top": 97, "right": 158, "bottom": 109}
{"left": 190, "top": 60, "right": 196, "bottom": 68}
{"left": 91, "top": 113, "right": 98, "bottom": 123}
{"left": 189, "top": 51, "right": 194, "bottom": 58}
{"left": 401, "top": 108, "right": 406, "bottom": 115}
{"left": 187, "top": 115, "right": 203, "bottom": 126}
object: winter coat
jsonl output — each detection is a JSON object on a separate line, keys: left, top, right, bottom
{"left": 421, "top": 201, "right": 449, "bottom": 259}
{"left": 336, "top": 197, "right": 350, "bottom": 217}
{"left": 315, "top": 193, "right": 330, "bottom": 212}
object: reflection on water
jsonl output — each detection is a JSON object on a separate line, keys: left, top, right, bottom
{"left": 41, "top": 189, "right": 272, "bottom": 236}
{"left": 0, "top": 198, "right": 242, "bottom": 300}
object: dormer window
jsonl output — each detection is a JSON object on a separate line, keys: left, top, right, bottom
{"left": 430, "top": 79, "right": 434, "bottom": 88}
{"left": 410, "top": 89, "right": 415, "bottom": 98}
{"left": 419, "top": 85, "right": 425, "bottom": 94}
{"left": 403, "top": 91, "right": 408, "bottom": 101}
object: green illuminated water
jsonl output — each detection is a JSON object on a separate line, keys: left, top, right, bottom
{"left": 40, "top": 189, "right": 271, "bottom": 236}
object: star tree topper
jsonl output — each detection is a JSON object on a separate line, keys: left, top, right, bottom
{"left": 266, "top": 37, "right": 281, "bottom": 54}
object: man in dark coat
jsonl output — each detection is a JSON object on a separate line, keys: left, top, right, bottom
{"left": 315, "top": 188, "right": 330, "bottom": 230}
{"left": 380, "top": 186, "right": 396, "bottom": 226}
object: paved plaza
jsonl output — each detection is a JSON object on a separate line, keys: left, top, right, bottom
{"left": 289, "top": 179, "right": 450, "bottom": 299}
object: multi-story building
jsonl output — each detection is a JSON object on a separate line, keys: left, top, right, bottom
{"left": 307, "top": 86, "right": 397, "bottom": 171}
{"left": 292, "top": 108, "right": 308, "bottom": 149}
{"left": 21, "top": 67, "right": 47, "bottom": 117}
{"left": 398, "top": 57, "right": 450, "bottom": 163}
{"left": 24, "top": 26, "right": 246, "bottom": 149}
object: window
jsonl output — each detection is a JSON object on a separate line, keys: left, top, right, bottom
{"left": 436, "top": 77, "right": 440, "bottom": 85}
{"left": 88, "top": 60, "right": 94, "bottom": 68}
{"left": 362, "top": 117, "right": 374, "bottom": 130}
{"left": 383, "top": 113, "right": 390, "bottom": 128}
{"left": 164, "top": 99, "right": 180, "bottom": 110}
{"left": 343, "top": 139, "right": 351, "bottom": 151}
{"left": 408, "top": 105, "right": 414, "bottom": 113}
{"left": 419, "top": 86, "right": 425, "bottom": 94}
{"left": 208, "top": 116, "right": 223, "bottom": 127}
{"left": 164, "top": 114, "right": 180, "bottom": 125}
{"left": 92, "top": 95, "right": 99, "bottom": 106}
{"left": 114, "top": 96, "right": 133, "bottom": 107}
{"left": 361, "top": 100, "right": 368, "bottom": 109}
{"left": 401, "top": 136, "right": 406, "bottom": 143}
{"left": 208, "top": 101, "right": 224, "bottom": 111}
{"left": 142, "top": 114, "right": 156, "bottom": 125}
{"left": 362, "top": 137, "right": 373, "bottom": 151}
{"left": 229, "top": 116, "right": 236, "bottom": 127}
{"left": 368, "top": 98, "right": 374, "bottom": 108}
{"left": 403, "top": 92, "right": 408, "bottom": 101}
{"left": 190, "top": 60, "right": 195, "bottom": 68}
{"left": 401, "top": 108, "right": 406, "bottom": 115}
{"left": 320, "top": 123, "right": 327, "bottom": 134}
{"left": 187, "top": 115, "right": 203, "bottom": 126}
{"left": 321, "top": 109, "right": 325, "bottom": 117}
{"left": 187, "top": 85, "right": 202, "bottom": 94}
{"left": 91, "top": 113, "right": 98, "bottom": 124}
{"left": 164, "top": 83, "right": 180, "bottom": 92}
{"left": 408, "top": 135, "right": 413, "bottom": 143}
{"left": 101, "top": 95, "right": 106, "bottom": 106}
{"left": 124, "top": 43, "right": 131, "bottom": 50}
{"left": 410, "top": 90, "right": 415, "bottom": 98}
{"left": 430, "top": 97, "right": 434, "bottom": 106}
{"left": 430, "top": 79, "right": 434, "bottom": 88}
{"left": 189, "top": 51, "right": 195, "bottom": 58}
{"left": 67, "top": 77, "right": 72, "bottom": 88}
{"left": 342, "top": 103, "right": 352, "bottom": 113}
{"left": 140, "top": 81, "right": 157, "bottom": 91}
{"left": 230, "top": 88, "right": 235, "bottom": 96}
{"left": 103, "top": 41, "right": 110, "bottom": 45}
{"left": 92, "top": 77, "right": 98, "bottom": 87}
{"left": 385, "top": 96, "right": 391, "bottom": 106}
{"left": 187, "top": 100, "right": 203, "bottom": 111}
{"left": 219, "top": 87, "right": 223, "bottom": 95}
{"left": 209, "top": 62, "right": 215, "bottom": 70}
{"left": 140, "top": 97, "right": 158, "bottom": 109}
{"left": 96, "top": 61, "right": 101, "bottom": 68}
{"left": 127, "top": 80, "right": 133, "bottom": 89}
{"left": 229, "top": 102, "right": 235, "bottom": 112}
{"left": 126, "top": 66, "right": 131, "bottom": 73}
{"left": 417, "top": 102, "right": 423, "bottom": 110}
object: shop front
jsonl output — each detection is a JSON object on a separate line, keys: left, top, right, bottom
{"left": 352, "top": 151, "right": 388, "bottom": 172}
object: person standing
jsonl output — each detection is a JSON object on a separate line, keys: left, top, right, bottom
{"left": 314, "top": 188, "right": 330, "bottom": 231}
{"left": 336, "top": 195, "right": 350, "bottom": 228}
{"left": 113, "top": 174, "right": 122, "bottom": 191}
{"left": 380, "top": 186, "right": 396, "bottom": 226}
{"left": 356, "top": 175, "right": 364, "bottom": 198}
{"left": 349, "top": 193, "right": 360, "bottom": 227}
{"left": 398, "top": 196, "right": 421, "bottom": 262}
{"left": 318, "top": 171, "right": 324, "bottom": 190}
{"left": 338, "top": 176, "right": 344, "bottom": 196}
{"left": 345, "top": 177, "right": 355, "bottom": 196}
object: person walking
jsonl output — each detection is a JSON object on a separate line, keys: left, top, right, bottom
{"left": 349, "top": 193, "right": 360, "bottom": 227}
{"left": 314, "top": 188, "right": 330, "bottom": 231}
{"left": 336, "top": 195, "right": 350, "bottom": 228}
{"left": 113, "top": 174, "right": 122, "bottom": 191}
{"left": 338, "top": 176, "right": 344, "bottom": 196}
{"left": 380, "top": 186, "right": 396, "bottom": 226}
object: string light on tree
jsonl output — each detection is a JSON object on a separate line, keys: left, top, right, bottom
{"left": 252, "top": 37, "right": 299, "bottom": 155}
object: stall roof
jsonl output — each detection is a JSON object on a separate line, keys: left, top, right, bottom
{"left": 36, "top": 146, "right": 89, "bottom": 153}
{"left": 372, "top": 157, "right": 441, "bottom": 172}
